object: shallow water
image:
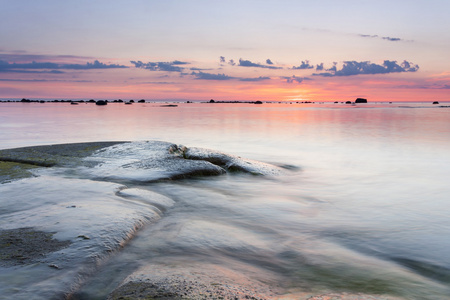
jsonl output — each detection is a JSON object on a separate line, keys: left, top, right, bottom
{"left": 1, "top": 101, "right": 450, "bottom": 299}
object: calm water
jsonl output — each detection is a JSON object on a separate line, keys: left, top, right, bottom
{"left": 1, "top": 101, "right": 450, "bottom": 299}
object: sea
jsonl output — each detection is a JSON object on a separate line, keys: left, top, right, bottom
{"left": 0, "top": 101, "right": 449, "bottom": 299}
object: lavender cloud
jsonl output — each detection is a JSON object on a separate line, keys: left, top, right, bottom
{"left": 239, "top": 76, "right": 271, "bottom": 82}
{"left": 314, "top": 60, "right": 419, "bottom": 77}
{"left": 0, "top": 59, "right": 128, "bottom": 73}
{"left": 239, "top": 59, "right": 281, "bottom": 69}
{"left": 191, "top": 71, "right": 234, "bottom": 80}
{"left": 131, "top": 60, "right": 188, "bottom": 72}
{"left": 282, "top": 75, "right": 309, "bottom": 83}
{"left": 191, "top": 71, "right": 270, "bottom": 82}
{"left": 292, "top": 60, "right": 314, "bottom": 70}
{"left": 359, "top": 34, "right": 406, "bottom": 42}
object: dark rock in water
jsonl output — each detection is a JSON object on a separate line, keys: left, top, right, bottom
{"left": 138, "top": 99, "right": 145, "bottom": 103}
{"left": 209, "top": 99, "right": 215, "bottom": 103}
{"left": 345, "top": 101, "right": 352, "bottom": 104}
{"left": 254, "top": 100, "right": 263, "bottom": 104}
{"left": 125, "top": 102, "right": 132, "bottom": 105}
{"left": 129, "top": 99, "right": 135, "bottom": 103}
{"left": 355, "top": 98, "right": 367, "bottom": 103}
{"left": 96, "top": 100, "right": 107, "bottom": 106}
{"left": 0, "top": 228, "right": 71, "bottom": 267}
{"left": 39, "top": 100, "right": 45, "bottom": 103}
{"left": 433, "top": 101, "right": 439, "bottom": 104}
{"left": 88, "top": 99, "right": 96, "bottom": 103}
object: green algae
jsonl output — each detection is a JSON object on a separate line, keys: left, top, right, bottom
{"left": 0, "top": 161, "right": 39, "bottom": 183}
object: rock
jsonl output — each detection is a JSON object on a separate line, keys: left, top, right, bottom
{"left": 108, "top": 262, "right": 280, "bottom": 300}
{"left": 81, "top": 141, "right": 226, "bottom": 183}
{"left": 1, "top": 141, "right": 286, "bottom": 184}
{"left": 355, "top": 98, "right": 367, "bottom": 103}
{"left": 138, "top": 99, "right": 145, "bottom": 103}
{"left": 96, "top": 100, "right": 107, "bottom": 105}
{"left": 209, "top": 99, "right": 215, "bottom": 103}
{"left": 0, "top": 141, "right": 127, "bottom": 181}
{"left": 0, "top": 228, "right": 71, "bottom": 267}
{"left": 254, "top": 101, "right": 263, "bottom": 104}
{"left": 184, "top": 147, "right": 284, "bottom": 176}
{"left": 345, "top": 101, "right": 352, "bottom": 104}
{"left": 432, "top": 101, "right": 439, "bottom": 104}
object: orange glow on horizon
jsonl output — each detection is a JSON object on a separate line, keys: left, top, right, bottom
{"left": 1, "top": 72, "right": 448, "bottom": 102}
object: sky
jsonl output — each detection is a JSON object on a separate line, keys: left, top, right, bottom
{"left": 0, "top": 0, "right": 449, "bottom": 102}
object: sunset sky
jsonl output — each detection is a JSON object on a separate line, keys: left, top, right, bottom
{"left": 1, "top": 0, "right": 449, "bottom": 102}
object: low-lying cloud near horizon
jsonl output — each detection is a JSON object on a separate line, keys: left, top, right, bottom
{"left": 0, "top": 59, "right": 127, "bottom": 73}
{"left": 0, "top": 52, "right": 420, "bottom": 84}
{"left": 314, "top": 60, "right": 419, "bottom": 77}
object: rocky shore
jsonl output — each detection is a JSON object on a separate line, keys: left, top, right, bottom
{"left": 0, "top": 141, "right": 289, "bottom": 299}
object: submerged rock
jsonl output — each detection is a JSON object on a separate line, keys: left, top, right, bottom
{"left": 108, "top": 262, "right": 281, "bottom": 300}
{"left": 0, "top": 227, "right": 71, "bottom": 267}
{"left": 0, "top": 176, "right": 161, "bottom": 299}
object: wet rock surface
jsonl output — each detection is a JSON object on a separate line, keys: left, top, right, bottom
{"left": 184, "top": 146, "right": 284, "bottom": 176}
{"left": 0, "top": 227, "right": 71, "bottom": 267}
{"left": 0, "top": 141, "right": 284, "bottom": 184}
{"left": 108, "top": 263, "right": 281, "bottom": 300}
{"left": 0, "top": 142, "right": 126, "bottom": 183}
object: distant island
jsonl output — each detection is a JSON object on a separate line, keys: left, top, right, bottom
{"left": 207, "top": 99, "right": 263, "bottom": 104}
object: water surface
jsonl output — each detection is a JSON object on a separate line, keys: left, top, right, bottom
{"left": 0, "top": 101, "right": 449, "bottom": 299}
